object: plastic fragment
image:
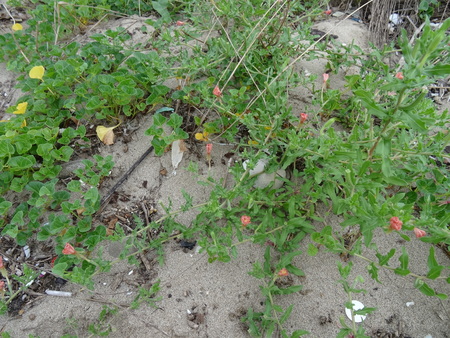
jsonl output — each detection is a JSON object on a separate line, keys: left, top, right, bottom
{"left": 45, "top": 290, "right": 72, "bottom": 297}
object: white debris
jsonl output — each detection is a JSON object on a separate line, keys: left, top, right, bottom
{"left": 45, "top": 290, "right": 72, "bottom": 297}
{"left": 406, "top": 301, "right": 414, "bottom": 307}
{"left": 345, "top": 300, "right": 367, "bottom": 323}
{"left": 23, "top": 245, "right": 30, "bottom": 258}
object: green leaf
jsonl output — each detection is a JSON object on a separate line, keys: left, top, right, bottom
{"left": 354, "top": 89, "right": 386, "bottom": 118}
{"left": 152, "top": 0, "right": 171, "bottom": 22}
{"left": 367, "top": 262, "right": 381, "bottom": 283}
{"left": 0, "top": 200, "right": 12, "bottom": 215}
{"left": 55, "top": 60, "right": 76, "bottom": 77}
{"left": 427, "top": 247, "right": 443, "bottom": 279}
{"left": 307, "top": 243, "right": 318, "bottom": 256}
{"left": 78, "top": 216, "right": 92, "bottom": 232}
{"left": 151, "top": 138, "right": 167, "bottom": 156}
{"left": 153, "top": 113, "right": 167, "bottom": 126}
{"left": 52, "top": 262, "right": 68, "bottom": 277}
{"left": 279, "top": 251, "right": 302, "bottom": 267}
{"left": 376, "top": 248, "right": 396, "bottom": 265}
{"left": 67, "top": 180, "right": 81, "bottom": 192}
{"left": 279, "top": 304, "right": 294, "bottom": 324}
{"left": 263, "top": 246, "right": 271, "bottom": 274}
{"left": 291, "top": 330, "right": 310, "bottom": 337}
{"left": 398, "top": 247, "right": 409, "bottom": 270}
{"left": 85, "top": 187, "right": 99, "bottom": 203}
{"left": 37, "top": 143, "right": 53, "bottom": 160}
{"left": 383, "top": 176, "right": 408, "bottom": 186}
{"left": 11, "top": 210, "right": 24, "bottom": 226}
{"left": 414, "top": 278, "right": 436, "bottom": 296}
{"left": 423, "top": 64, "right": 450, "bottom": 76}
{"left": 275, "top": 285, "right": 302, "bottom": 295}
{"left": 86, "top": 96, "right": 106, "bottom": 110}
{"left": 400, "top": 112, "right": 428, "bottom": 132}
{"left": 14, "top": 136, "right": 33, "bottom": 154}
{"left": 0, "top": 139, "right": 15, "bottom": 156}
{"left": 167, "top": 113, "right": 183, "bottom": 129}
{"left": 7, "top": 156, "right": 35, "bottom": 170}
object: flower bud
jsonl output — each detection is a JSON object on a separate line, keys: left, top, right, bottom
{"left": 213, "top": 85, "right": 222, "bottom": 97}
{"left": 389, "top": 217, "right": 402, "bottom": 231}
{"left": 413, "top": 228, "right": 426, "bottom": 238}
{"left": 62, "top": 243, "right": 76, "bottom": 255}
{"left": 300, "top": 113, "right": 308, "bottom": 124}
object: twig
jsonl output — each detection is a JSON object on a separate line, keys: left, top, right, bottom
{"left": 98, "top": 145, "right": 154, "bottom": 213}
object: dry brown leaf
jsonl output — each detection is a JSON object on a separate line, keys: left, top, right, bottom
{"left": 96, "top": 125, "right": 119, "bottom": 145}
{"left": 76, "top": 207, "right": 86, "bottom": 215}
{"left": 171, "top": 139, "right": 187, "bottom": 173}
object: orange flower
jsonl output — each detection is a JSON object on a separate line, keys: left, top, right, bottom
{"left": 241, "top": 215, "right": 251, "bottom": 227}
{"left": 395, "top": 72, "right": 404, "bottom": 80}
{"left": 413, "top": 228, "right": 426, "bottom": 238}
{"left": 324, "top": 9, "right": 332, "bottom": 15}
{"left": 389, "top": 217, "right": 402, "bottom": 231}
{"left": 62, "top": 243, "right": 76, "bottom": 255}
{"left": 278, "top": 268, "right": 289, "bottom": 277}
{"left": 176, "top": 21, "right": 185, "bottom": 26}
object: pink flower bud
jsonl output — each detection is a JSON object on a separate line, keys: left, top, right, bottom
{"left": 0, "top": 280, "right": 5, "bottom": 291}
{"left": 300, "top": 113, "right": 308, "bottom": 124}
{"left": 395, "top": 72, "right": 404, "bottom": 80}
{"left": 240, "top": 215, "right": 251, "bottom": 227}
{"left": 324, "top": 9, "right": 332, "bottom": 15}
{"left": 62, "top": 243, "right": 76, "bottom": 255}
{"left": 413, "top": 228, "right": 426, "bottom": 238}
{"left": 322, "top": 73, "right": 329, "bottom": 83}
{"left": 278, "top": 268, "right": 289, "bottom": 277}
{"left": 176, "top": 21, "right": 185, "bottom": 26}
{"left": 206, "top": 143, "right": 212, "bottom": 155}
{"left": 213, "top": 85, "right": 222, "bottom": 97}
{"left": 389, "top": 217, "right": 403, "bottom": 231}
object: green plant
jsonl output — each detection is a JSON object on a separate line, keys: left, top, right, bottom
{"left": 0, "top": 0, "right": 449, "bottom": 336}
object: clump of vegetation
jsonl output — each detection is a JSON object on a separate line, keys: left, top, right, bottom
{"left": 0, "top": 0, "right": 448, "bottom": 336}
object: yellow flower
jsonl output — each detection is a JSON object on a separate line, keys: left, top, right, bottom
{"left": 12, "top": 23, "right": 23, "bottom": 31}
{"left": 29, "top": 66, "right": 45, "bottom": 80}
{"left": 13, "top": 102, "right": 28, "bottom": 115}
{"left": 248, "top": 140, "right": 258, "bottom": 145}
{"left": 195, "top": 131, "right": 209, "bottom": 141}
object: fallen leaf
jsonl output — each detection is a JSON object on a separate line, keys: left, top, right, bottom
{"left": 171, "top": 139, "right": 187, "bottom": 172}
{"left": 96, "top": 125, "right": 119, "bottom": 145}
{"left": 76, "top": 207, "right": 86, "bottom": 215}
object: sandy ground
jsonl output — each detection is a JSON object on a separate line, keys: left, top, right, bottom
{"left": 1, "top": 13, "right": 449, "bottom": 338}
